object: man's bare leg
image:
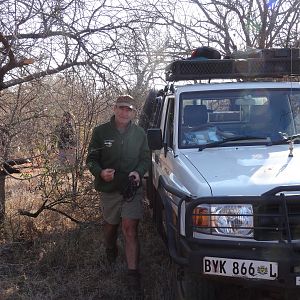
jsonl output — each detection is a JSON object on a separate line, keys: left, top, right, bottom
{"left": 122, "top": 218, "right": 140, "bottom": 270}
{"left": 104, "top": 222, "right": 119, "bottom": 263}
{"left": 122, "top": 218, "right": 141, "bottom": 292}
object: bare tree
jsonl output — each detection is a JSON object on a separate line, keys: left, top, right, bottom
{"left": 0, "top": 71, "right": 118, "bottom": 223}
{"left": 0, "top": 0, "right": 168, "bottom": 224}
{"left": 0, "top": 0, "right": 163, "bottom": 91}
{"left": 14, "top": 72, "right": 112, "bottom": 224}
{"left": 153, "top": 0, "right": 300, "bottom": 56}
{"left": 0, "top": 82, "right": 47, "bottom": 223}
{"left": 113, "top": 20, "right": 170, "bottom": 107}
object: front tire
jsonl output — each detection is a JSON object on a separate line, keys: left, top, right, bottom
{"left": 152, "top": 189, "right": 167, "bottom": 242}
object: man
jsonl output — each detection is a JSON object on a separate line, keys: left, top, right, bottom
{"left": 54, "top": 112, "right": 76, "bottom": 166}
{"left": 86, "top": 95, "right": 150, "bottom": 293}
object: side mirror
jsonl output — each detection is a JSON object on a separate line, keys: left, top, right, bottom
{"left": 147, "top": 128, "right": 163, "bottom": 150}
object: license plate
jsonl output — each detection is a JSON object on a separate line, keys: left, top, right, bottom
{"left": 203, "top": 256, "right": 278, "bottom": 280}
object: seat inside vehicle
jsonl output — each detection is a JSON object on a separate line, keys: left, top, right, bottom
{"left": 183, "top": 104, "right": 208, "bottom": 127}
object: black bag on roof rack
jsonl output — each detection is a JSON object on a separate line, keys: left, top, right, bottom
{"left": 189, "top": 46, "right": 221, "bottom": 60}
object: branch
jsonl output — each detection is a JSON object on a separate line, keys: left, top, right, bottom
{"left": 46, "top": 207, "right": 82, "bottom": 224}
{"left": 1, "top": 61, "right": 88, "bottom": 90}
{"left": 18, "top": 199, "right": 48, "bottom": 218}
{"left": 0, "top": 33, "right": 17, "bottom": 83}
{"left": 18, "top": 199, "right": 82, "bottom": 224}
{"left": 0, "top": 34, "right": 35, "bottom": 90}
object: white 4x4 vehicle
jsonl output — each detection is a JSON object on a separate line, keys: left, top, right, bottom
{"left": 141, "top": 47, "right": 300, "bottom": 299}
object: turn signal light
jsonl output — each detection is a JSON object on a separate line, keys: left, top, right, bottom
{"left": 192, "top": 207, "right": 209, "bottom": 227}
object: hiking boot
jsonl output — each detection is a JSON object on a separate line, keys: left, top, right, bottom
{"left": 105, "top": 246, "right": 118, "bottom": 264}
{"left": 126, "top": 270, "right": 142, "bottom": 296}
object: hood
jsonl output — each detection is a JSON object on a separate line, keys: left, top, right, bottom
{"left": 182, "top": 145, "right": 300, "bottom": 196}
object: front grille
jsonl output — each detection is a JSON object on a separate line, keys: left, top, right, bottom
{"left": 254, "top": 200, "right": 300, "bottom": 241}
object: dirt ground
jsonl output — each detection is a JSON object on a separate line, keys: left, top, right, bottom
{"left": 0, "top": 200, "right": 175, "bottom": 300}
{"left": 0, "top": 175, "right": 298, "bottom": 300}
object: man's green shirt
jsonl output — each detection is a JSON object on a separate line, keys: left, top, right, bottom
{"left": 86, "top": 116, "right": 150, "bottom": 193}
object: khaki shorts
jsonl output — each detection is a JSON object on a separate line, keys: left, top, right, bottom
{"left": 100, "top": 187, "right": 144, "bottom": 224}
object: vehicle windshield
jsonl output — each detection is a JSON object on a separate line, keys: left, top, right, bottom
{"left": 179, "top": 88, "right": 300, "bottom": 149}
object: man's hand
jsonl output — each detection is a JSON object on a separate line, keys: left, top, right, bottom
{"left": 100, "top": 168, "right": 115, "bottom": 182}
{"left": 128, "top": 171, "right": 140, "bottom": 185}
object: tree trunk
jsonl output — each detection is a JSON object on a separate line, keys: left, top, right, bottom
{"left": 0, "top": 176, "right": 5, "bottom": 224}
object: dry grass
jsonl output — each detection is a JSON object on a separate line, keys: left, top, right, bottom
{"left": 0, "top": 176, "right": 293, "bottom": 300}
{"left": 0, "top": 176, "right": 174, "bottom": 300}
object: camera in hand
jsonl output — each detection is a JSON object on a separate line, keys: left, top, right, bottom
{"left": 122, "top": 175, "right": 139, "bottom": 200}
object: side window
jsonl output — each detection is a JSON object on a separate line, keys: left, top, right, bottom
{"left": 163, "top": 98, "right": 175, "bottom": 149}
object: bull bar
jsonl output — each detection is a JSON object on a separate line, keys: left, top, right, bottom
{"left": 158, "top": 176, "right": 300, "bottom": 288}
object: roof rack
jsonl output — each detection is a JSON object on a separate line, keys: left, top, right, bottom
{"left": 165, "top": 48, "right": 300, "bottom": 81}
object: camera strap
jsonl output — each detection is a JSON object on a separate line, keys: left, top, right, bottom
{"left": 122, "top": 176, "right": 140, "bottom": 202}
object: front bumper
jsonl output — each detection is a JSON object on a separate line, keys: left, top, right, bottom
{"left": 158, "top": 177, "right": 300, "bottom": 289}
{"left": 179, "top": 236, "right": 300, "bottom": 288}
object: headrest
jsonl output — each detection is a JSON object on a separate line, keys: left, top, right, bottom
{"left": 184, "top": 105, "right": 208, "bottom": 126}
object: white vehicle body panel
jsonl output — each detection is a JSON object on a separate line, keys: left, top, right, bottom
{"left": 155, "top": 82, "right": 300, "bottom": 198}
{"left": 180, "top": 145, "right": 300, "bottom": 196}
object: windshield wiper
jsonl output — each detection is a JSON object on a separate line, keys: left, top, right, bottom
{"left": 272, "top": 133, "right": 300, "bottom": 145}
{"left": 198, "top": 136, "right": 270, "bottom": 151}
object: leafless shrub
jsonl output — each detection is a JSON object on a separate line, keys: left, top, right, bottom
{"left": 1, "top": 185, "right": 174, "bottom": 300}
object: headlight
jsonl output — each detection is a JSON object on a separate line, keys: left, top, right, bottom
{"left": 192, "top": 204, "right": 253, "bottom": 238}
